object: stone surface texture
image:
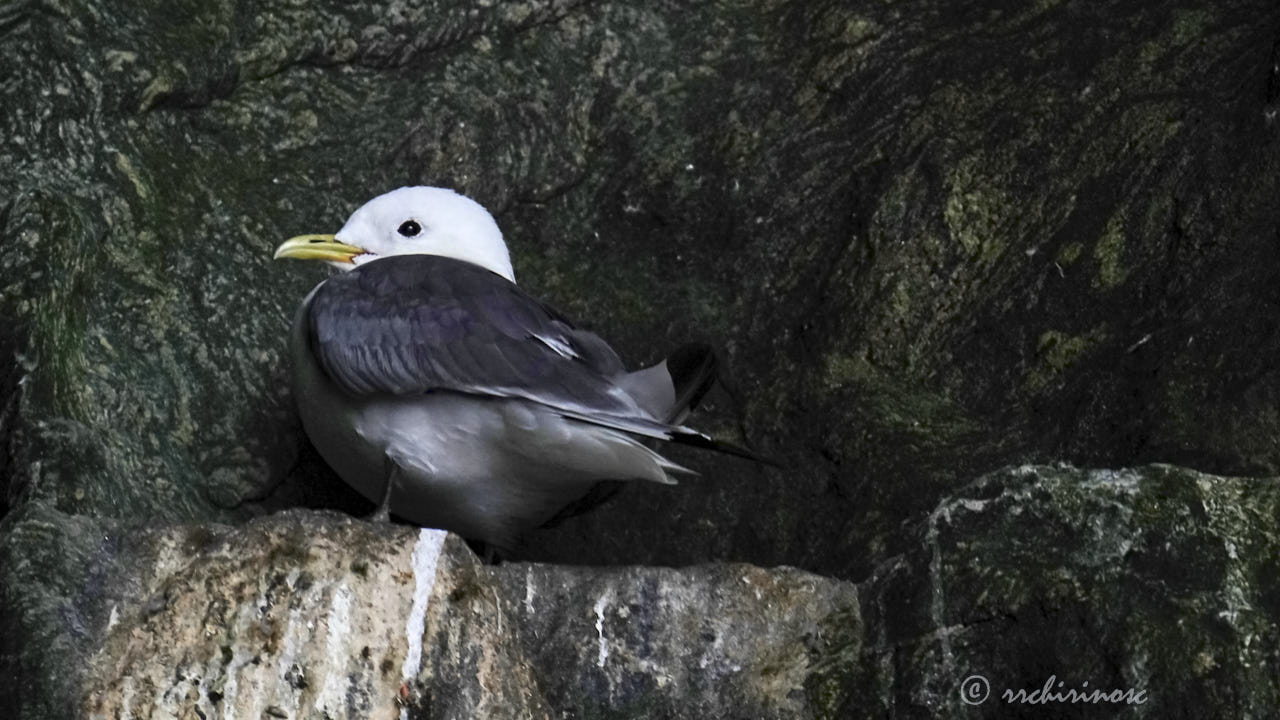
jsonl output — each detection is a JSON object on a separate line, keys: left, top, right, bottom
{"left": 77, "top": 514, "right": 544, "bottom": 720}
{"left": 491, "top": 561, "right": 861, "bottom": 719}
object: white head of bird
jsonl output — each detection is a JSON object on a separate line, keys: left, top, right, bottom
{"left": 274, "top": 186, "right": 515, "bottom": 282}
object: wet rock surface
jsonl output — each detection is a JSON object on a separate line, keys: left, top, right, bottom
{"left": 3, "top": 0, "right": 1280, "bottom": 717}
{"left": 491, "top": 561, "right": 861, "bottom": 719}
{"left": 856, "top": 464, "right": 1280, "bottom": 718}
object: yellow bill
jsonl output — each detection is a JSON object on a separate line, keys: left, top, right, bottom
{"left": 273, "top": 234, "right": 366, "bottom": 264}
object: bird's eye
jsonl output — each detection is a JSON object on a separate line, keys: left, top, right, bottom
{"left": 397, "top": 220, "right": 422, "bottom": 237}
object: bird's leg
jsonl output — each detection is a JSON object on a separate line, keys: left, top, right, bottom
{"left": 369, "top": 456, "right": 398, "bottom": 523}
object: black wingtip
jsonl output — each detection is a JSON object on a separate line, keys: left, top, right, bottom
{"left": 665, "top": 342, "right": 718, "bottom": 420}
{"left": 669, "top": 428, "right": 784, "bottom": 469}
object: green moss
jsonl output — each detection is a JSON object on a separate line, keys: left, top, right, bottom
{"left": 802, "top": 604, "right": 862, "bottom": 719}
{"left": 822, "top": 353, "right": 871, "bottom": 391}
{"left": 1027, "top": 326, "right": 1108, "bottom": 391}
{"left": 944, "top": 155, "right": 1014, "bottom": 266}
{"left": 1056, "top": 241, "right": 1083, "bottom": 265}
{"left": 1169, "top": 9, "right": 1213, "bottom": 47}
{"left": 821, "top": 354, "right": 982, "bottom": 466}
{"left": 1135, "top": 7, "right": 1211, "bottom": 70}
{"left": 1093, "top": 214, "right": 1128, "bottom": 289}
{"left": 16, "top": 195, "right": 107, "bottom": 421}
{"left": 113, "top": 154, "right": 151, "bottom": 201}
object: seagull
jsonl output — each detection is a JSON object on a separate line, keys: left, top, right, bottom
{"left": 273, "top": 186, "right": 763, "bottom": 550}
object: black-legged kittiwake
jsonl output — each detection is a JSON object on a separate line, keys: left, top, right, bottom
{"left": 273, "top": 186, "right": 764, "bottom": 550}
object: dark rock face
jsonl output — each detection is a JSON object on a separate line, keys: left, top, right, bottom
{"left": 3, "top": 0, "right": 1280, "bottom": 718}
{"left": 491, "top": 561, "right": 861, "bottom": 719}
{"left": 857, "top": 465, "right": 1280, "bottom": 718}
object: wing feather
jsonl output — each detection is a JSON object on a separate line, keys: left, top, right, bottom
{"left": 307, "top": 255, "right": 641, "bottom": 417}
{"left": 305, "top": 255, "right": 777, "bottom": 465}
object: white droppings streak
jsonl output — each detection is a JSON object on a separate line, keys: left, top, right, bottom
{"left": 594, "top": 590, "right": 613, "bottom": 668}
{"left": 106, "top": 604, "right": 120, "bottom": 632}
{"left": 220, "top": 656, "right": 240, "bottom": 720}
{"left": 273, "top": 607, "right": 309, "bottom": 716}
{"left": 402, "top": 529, "right": 447, "bottom": 683}
{"left": 313, "top": 584, "right": 354, "bottom": 714}
{"left": 221, "top": 632, "right": 266, "bottom": 717}
{"left": 220, "top": 596, "right": 270, "bottom": 720}
{"left": 524, "top": 568, "right": 536, "bottom": 615}
{"left": 119, "top": 676, "right": 135, "bottom": 720}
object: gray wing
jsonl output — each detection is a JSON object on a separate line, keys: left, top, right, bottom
{"left": 307, "top": 255, "right": 644, "bottom": 418}
{"left": 309, "top": 255, "right": 768, "bottom": 458}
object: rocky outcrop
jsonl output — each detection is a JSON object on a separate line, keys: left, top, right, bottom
{"left": 490, "top": 562, "right": 860, "bottom": 718}
{"left": 856, "top": 464, "right": 1280, "bottom": 717}
{"left": 77, "top": 515, "right": 543, "bottom": 719}
{"left": 3, "top": 0, "right": 1280, "bottom": 717}
{"left": 7, "top": 464, "right": 1275, "bottom": 718}
{"left": 1, "top": 509, "right": 857, "bottom": 719}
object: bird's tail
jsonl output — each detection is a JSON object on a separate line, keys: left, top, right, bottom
{"left": 616, "top": 342, "right": 718, "bottom": 424}
{"left": 662, "top": 342, "right": 718, "bottom": 423}
{"left": 660, "top": 344, "right": 780, "bottom": 466}
{"left": 566, "top": 340, "right": 780, "bottom": 468}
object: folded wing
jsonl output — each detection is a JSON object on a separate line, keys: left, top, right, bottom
{"left": 308, "top": 254, "right": 643, "bottom": 416}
